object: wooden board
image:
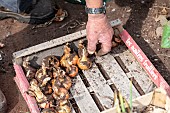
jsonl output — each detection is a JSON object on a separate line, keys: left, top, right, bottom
{"left": 83, "top": 63, "right": 115, "bottom": 110}
{"left": 70, "top": 75, "right": 100, "bottom": 113}
{"left": 13, "top": 19, "right": 122, "bottom": 59}
{"left": 111, "top": 46, "right": 155, "bottom": 94}
{"left": 96, "top": 54, "right": 140, "bottom": 100}
{"left": 116, "top": 50, "right": 155, "bottom": 93}
{"left": 13, "top": 30, "right": 86, "bottom": 59}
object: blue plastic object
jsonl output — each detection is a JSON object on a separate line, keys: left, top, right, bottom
{"left": 0, "top": 0, "right": 32, "bottom": 13}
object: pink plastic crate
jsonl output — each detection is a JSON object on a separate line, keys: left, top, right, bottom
{"left": 13, "top": 25, "right": 170, "bottom": 113}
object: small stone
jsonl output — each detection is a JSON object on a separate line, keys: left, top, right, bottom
{"left": 0, "top": 42, "right": 4, "bottom": 48}
{"left": 111, "top": 8, "right": 116, "bottom": 12}
{"left": 122, "top": 14, "right": 125, "bottom": 18}
{"left": 13, "top": 20, "right": 17, "bottom": 23}
{"left": 155, "top": 15, "right": 167, "bottom": 26}
{"left": 6, "top": 32, "right": 11, "bottom": 37}
{"left": 144, "top": 39, "right": 150, "bottom": 43}
{"left": 154, "top": 59, "right": 158, "bottom": 61}
{"left": 0, "top": 54, "right": 2, "bottom": 60}
{"left": 156, "top": 27, "right": 163, "bottom": 37}
{"left": 141, "top": 0, "right": 145, "bottom": 4}
{"left": 161, "top": 7, "right": 168, "bottom": 15}
{"left": 107, "top": 5, "right": 111, "bottom": 8}
{"left": 136, "top": 34, "right": 140, "bottom": 37}
{"left": 126, "top": 9, "right": 131, "bottom": 13}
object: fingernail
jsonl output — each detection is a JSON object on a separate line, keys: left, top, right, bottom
{"left": 88, "top": 50, "right": 95, "bottom": 54}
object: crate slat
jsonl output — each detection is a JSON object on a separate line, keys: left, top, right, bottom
{"left": 83, "top": 64, "right": 114, "bottom": 109}
{"left": 13, "top": 19, "right": 121, "bottom": 59}
{"left": 96, "top": 54, "right": 140, "bottom": 100}
{"left": 112, "top": 46, "right": 155, "bottom": 94}
{"left": 70, "top": 104, "right": 76, "bottom": 113}
{"left": 70, "top": 75, "right": 100, "bottom": 113}
{"left": 117, "top": 50, "right": 155, "bottom": 93}
{"left": 13, "top": 30, "right": 86, "bottom": 59}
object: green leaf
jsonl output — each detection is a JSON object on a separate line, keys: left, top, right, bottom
{"left": 119, "top": 92, "right": 126, "bottom": 113}
{"left": 161, "top": 24, "right": 170, "bottom": 48}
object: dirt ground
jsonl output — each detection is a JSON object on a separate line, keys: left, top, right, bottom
{"left": 0, "top": 0, "right": 169, "bottom": 112}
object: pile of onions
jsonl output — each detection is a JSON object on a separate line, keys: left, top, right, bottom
{"left": 22, "top": 41, "right": 92, "bottom": 113}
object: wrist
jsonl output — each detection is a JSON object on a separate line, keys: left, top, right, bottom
{"left": 88, "top": 14, "right": 105, "bottom": 19}
{"left": 85, "top": 0, "right": 103, "bottom": 8}
{"left": 85, "top": 2, "right": 106, "bottom": 15}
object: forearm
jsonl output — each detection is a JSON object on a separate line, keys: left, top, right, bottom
{"left": 85, "top": 0, "right": 105, "bottom": 18}
{"left": 85, "top": 0, "right": 103, "bottom": 8}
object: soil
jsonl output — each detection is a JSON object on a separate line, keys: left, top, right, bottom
{"left": 0, "top": 0, "right": 169, "bottom": 112}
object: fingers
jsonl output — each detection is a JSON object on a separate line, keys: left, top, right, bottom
{"left": 86, "top": 14, "right": 113, "bottom": 55}
{"left": 97, "top": 41, "right": 112, "bottom": 56}
{"left": 86, "top": 20, "right": 99, "bottom": 54}
{"left": 97, "top": 28, "right": 113, "bottom": 56}
{"left": 87, "top": 34, "right": 98, "bottom": 54}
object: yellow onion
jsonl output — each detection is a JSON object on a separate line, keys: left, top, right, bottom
{"left": 53, "top": 87, "right": 69, "bottom": 100}
{"left": 77, "top": 40, "right": 92, "bottom": 70}
{"left": 66, "top": 65, "right": 78, "bottom": 77}
{"left": 41, "top": 108, "right": 56, "bottom": 113}
{"left": 57, "top": 105, "right": 71, "bottom": 113}
{"left": 42, "top": 55, "right": 60, "bottom": 69}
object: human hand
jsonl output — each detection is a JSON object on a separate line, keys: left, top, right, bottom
{"left": 86, "top": 14, "right": 114, "bottom": 56}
